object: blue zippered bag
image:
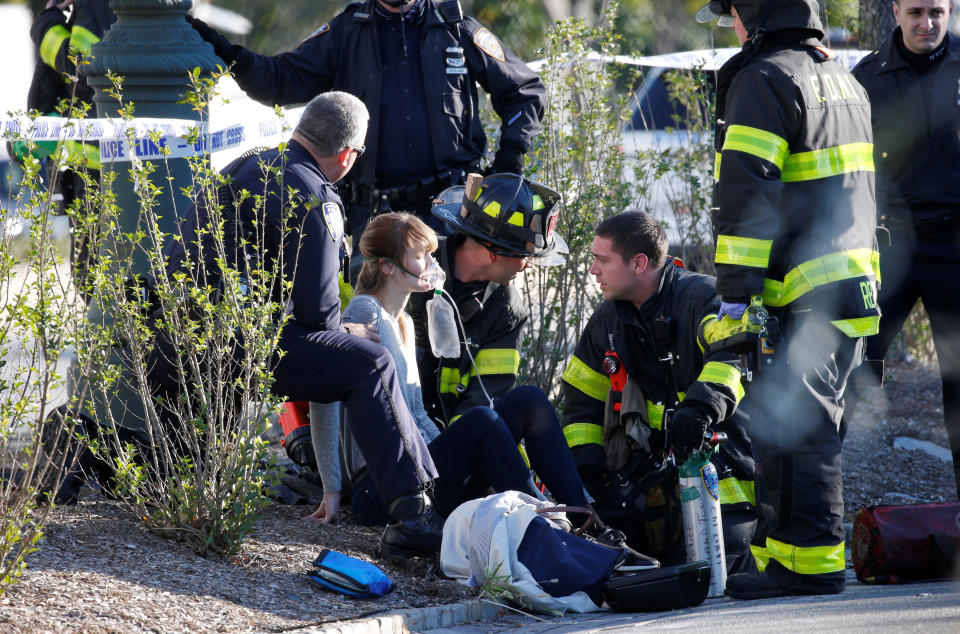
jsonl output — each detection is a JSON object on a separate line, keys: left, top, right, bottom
{"left": 308, "top": 549, "right": 394, "bottom": 598}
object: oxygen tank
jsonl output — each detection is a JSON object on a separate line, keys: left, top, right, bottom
{"left": 679, "top": 449, "right": 726, "bottom": 597}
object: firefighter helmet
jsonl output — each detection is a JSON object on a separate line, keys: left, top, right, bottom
{"left": 431, "top": 173, "right": 568, "bottom": 266}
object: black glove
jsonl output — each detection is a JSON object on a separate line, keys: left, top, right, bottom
{"left": 186, "top": 15, "right": 238, "bottom": 65}
{"left": 487, "top": 145, "right": 523, "bottom": 175}
{"left": 667, "top": 405, "right": 712, "bottom": 462}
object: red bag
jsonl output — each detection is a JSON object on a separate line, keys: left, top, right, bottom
{"left": 852, "top": 503, "right": 960, "bottom": 584}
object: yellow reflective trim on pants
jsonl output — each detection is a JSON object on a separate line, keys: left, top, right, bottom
{"left": 698, "top": 361, "right": 745, "bottom": 405}
{"left": 40, "top": 25, "right": 70, "bottom": 69}
{"left": 831, "top": 316, "right": 880, "bottom": 338}
{"left": 439, "top": 367, "right": 468, "bottom": 395}
{"left": 762, "top": 248, "right": 880, "bottom": 308}
{"left": 69, "top": 25, "right": 101, "bottom": 56}
{"left": 517, "top": 442, "right": 531, "bottom": 468}
{"left": 722, "top": 125, "right": 790, "bottom": 169}
{"left": 472, "top": 348, "right": 520, "bottom": 376}
{"left": 562, "top": 355, "right": 609, "bottom": 402}
{"left": 563, "top": 422, "right": 603, "bottom": 448}
{"left": 766, "top": 537, "right": 845, "bottom": 575}
{"left": 716, "top": 235, "right": 773, "bottom": 269}
{"left": 781, "top": 142, "right": 874, "bottom": 182}
{"left": 751, "top": 544, "right": 770, "bottom": 572}
{"left": 718, "top": 477, "right": 755, "bottom": 506}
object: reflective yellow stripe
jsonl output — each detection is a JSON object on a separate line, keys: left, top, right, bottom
{"left": 68, "top": 25, "right": 101, "bottom": 56}
{"left": 63, "top": 140, "right": 101, "bottom": 169}
{"left": 830, "top": 316, "right": 880, "bottom": 338}
{"left": 532, "top": 195, "right": 544, "bottom": 210}
{"left": 766, "top": 537, "right": 845, "bottom": 575}
{"left": 646, "top": 392, "right": 683, "bottom": 431}
{"left": 722, "top": 125, "right": 789, "bottom": 169}
{"left": 647, "top": 401, "right": 665, "bottom": 430}
{"left": 507, "top": 212, "right": 524, "bottom": 226}
{"left": 338, "top": 272, "right": 354, "bottom": 310}
{"left": 517, "top": 442, "right": 531, "bottom": 468}
{"left": 718, "top": 477, "right": 755, "bottom": 506}
{"left": 472, "top": 348, "right": 520, "bottom": 376}
{"left": 714, "top": 151, "right": 721, "bottom": 181}
{"left": 698, "top": 361, "right": 745, "bottom": 405}
{"left": 781, "top": 143, "right": 874, "bottom": 182}
{"left": 564, "top": 422, "right": 603, "bottom": 448}
{"left": 40, "top": 25, "right": 70, "bottom": 69}
{"left": 440, "top": 367, "right": 468, "bottom": 394}
{"left": 762, "top": 248, "right": 880, "bottom": 308}
{"left": 483, "top": 200, "right": 501, "bottom": 217}
{"left": 751, "top": 544, "right": 770, "bottom": 573}
{"left": 715, "top": 235, "right": 773, "bottom": 269}
{"left": 450, "top": 414, "right": 462, "bottom": 423}
{"left": 562, "top": 355, "right": 609, "bottom": 402}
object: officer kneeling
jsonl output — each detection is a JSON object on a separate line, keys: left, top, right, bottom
{"left": 151, "top": 92, "right": 444, "bottom": 558}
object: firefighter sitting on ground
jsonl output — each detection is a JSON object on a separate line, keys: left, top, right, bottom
{"left": 561, "top": 210, "right": 757, "bottom": 573}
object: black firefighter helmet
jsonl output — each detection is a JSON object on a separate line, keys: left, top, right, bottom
{"left": 431, "top": 173, "right": 568, "bottom": 266}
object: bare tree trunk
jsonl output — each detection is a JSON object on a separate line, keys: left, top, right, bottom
{"left": 859, "top": 0, "right": 897, "bottom": 50}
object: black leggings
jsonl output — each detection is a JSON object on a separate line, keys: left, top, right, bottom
{"left": 352, "top": 385, "right": 588, "bottom": 524}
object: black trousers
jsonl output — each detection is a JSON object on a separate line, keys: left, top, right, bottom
{"left": 749, "top": 313, "right": 862, "bottom": 592}
{"left": 859, "top": 224, "right": 960, "bottom": 499}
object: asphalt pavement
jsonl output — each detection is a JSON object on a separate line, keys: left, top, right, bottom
{"left": 429, "top": 574, "right": 960, "bottom": 633}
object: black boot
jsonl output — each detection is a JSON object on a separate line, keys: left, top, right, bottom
{"left": 380, "top": 491, "right": 444, "bottom": 558}
{"left": 593, "top": 525, "right": 660, "bottom": 572}
{"left": 725, "top": 570, "right": 844, "bottom": 600}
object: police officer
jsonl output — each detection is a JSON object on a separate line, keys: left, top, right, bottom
{"left": 187, "top": 0, "right": 545, "bottom": 249}
{"left": 850, "top": 0, "right": 960, "bottom": 499}
{"left": 411, "top": 173, "right": 567, "bottom": 426}
{"left": 156, "top": 92, "right": 444, "bottom": 558}
{"left": 697, "top": 0, "right": 879, "bottom": 598}
{"left": 561, "top": 211, "right": 757, "bottom": 573}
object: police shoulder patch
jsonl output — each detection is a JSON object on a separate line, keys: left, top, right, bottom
{"left": 300, "top": 23, "right": 330, "bottom": 46}
{"left": 321, "top": 201, "right": 344, "bottom": 243}
{"left": 473, "top": 28, "right": 505, "bottom": 62}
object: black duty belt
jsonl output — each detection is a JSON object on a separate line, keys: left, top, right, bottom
{"left": 342, "top": 166, "right": 474, "bottom": 210}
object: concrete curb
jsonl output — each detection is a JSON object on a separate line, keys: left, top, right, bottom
{"left": 311, "top": 599, "right": 504, "bottom": 633}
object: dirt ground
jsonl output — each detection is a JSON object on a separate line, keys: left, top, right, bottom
{"left": 1, "top": 359, "right": 956, "bottom": 633}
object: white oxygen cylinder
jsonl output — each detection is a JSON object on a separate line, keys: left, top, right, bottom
{"left": 679, "top": 450, "right": 727, "bottom": 597}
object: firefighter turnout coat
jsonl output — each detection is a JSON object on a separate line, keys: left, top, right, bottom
{"left": 408, "top": 235, "right": 527, "bottom": 426}
{"left": 561, "top": 261, "right": 755, "bottom": 515}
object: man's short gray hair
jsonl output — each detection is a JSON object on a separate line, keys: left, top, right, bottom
{"left": 295, "top": 91, "right": 368, "bottom": 157}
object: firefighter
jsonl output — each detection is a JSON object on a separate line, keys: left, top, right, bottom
{"left": 696, "top": 0, "right": 880, "bottom": 598}
{"left": 561, "top": 210, "right": 757, "bottom": 574}
{"left": 152, "top": 92, "right": 445, "bottom": 558}
{"left": 408, "top": 173, "right": 567, "bottom": 427}
{"left": 186, "top": 0, "right": 545, "bottom": 256}
{"left": 24, "top": 0, "right": 115, "bottom": 292}
{"left": 849, "top": 0, "right": 960, "bottom": 499}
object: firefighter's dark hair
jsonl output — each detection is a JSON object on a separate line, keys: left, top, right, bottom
{"left": 595, "top": 211, "right": 668, "bottom": 268}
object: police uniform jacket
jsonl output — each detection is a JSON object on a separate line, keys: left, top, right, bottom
{"left": 229, "top": 0, "right": 545, "bottom": 190}
{"left": 165, "top": 140, "right": 346, "bottom": 333}
{"left": 408, "top": 235, "right": 527, "bottom": 425}
{"left": 29, "top": 0, "right": 114, "bottom": 112}
{"left": 853, "top": 31, "right": 960, "bottom": 227}
{"left": 713, "top": 0, "right": 880, "bottom": 337}
{"left": 561, "top": 261, "right": 753, "bottom": 506}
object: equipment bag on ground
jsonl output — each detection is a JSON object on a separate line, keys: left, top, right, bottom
{"left": 308, "top": 549, "right": 394, "bottom": 598}
{"left": 852, "top": 503, "right": 960, "bottom": 584}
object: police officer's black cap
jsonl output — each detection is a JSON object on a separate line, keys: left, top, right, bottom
{"left": 432, "top": 174, "right": 569, "bottom": 267}
{"left": 695, "top": 0, "right": 734, "bottom": 27}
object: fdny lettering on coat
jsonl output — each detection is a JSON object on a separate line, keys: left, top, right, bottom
{"left": 807, "top": 72, "right": 862, "bottom": 104}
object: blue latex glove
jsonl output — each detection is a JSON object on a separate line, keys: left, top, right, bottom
{"left": 717, "top": 301, "right": 747, "bottom": 321}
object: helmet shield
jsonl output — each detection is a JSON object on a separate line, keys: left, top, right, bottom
{"left": 431, "top": 173, "right": 567, "bottom": 266}
{"left": 695, "top": 0, "right": 734, "bottom": 27}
